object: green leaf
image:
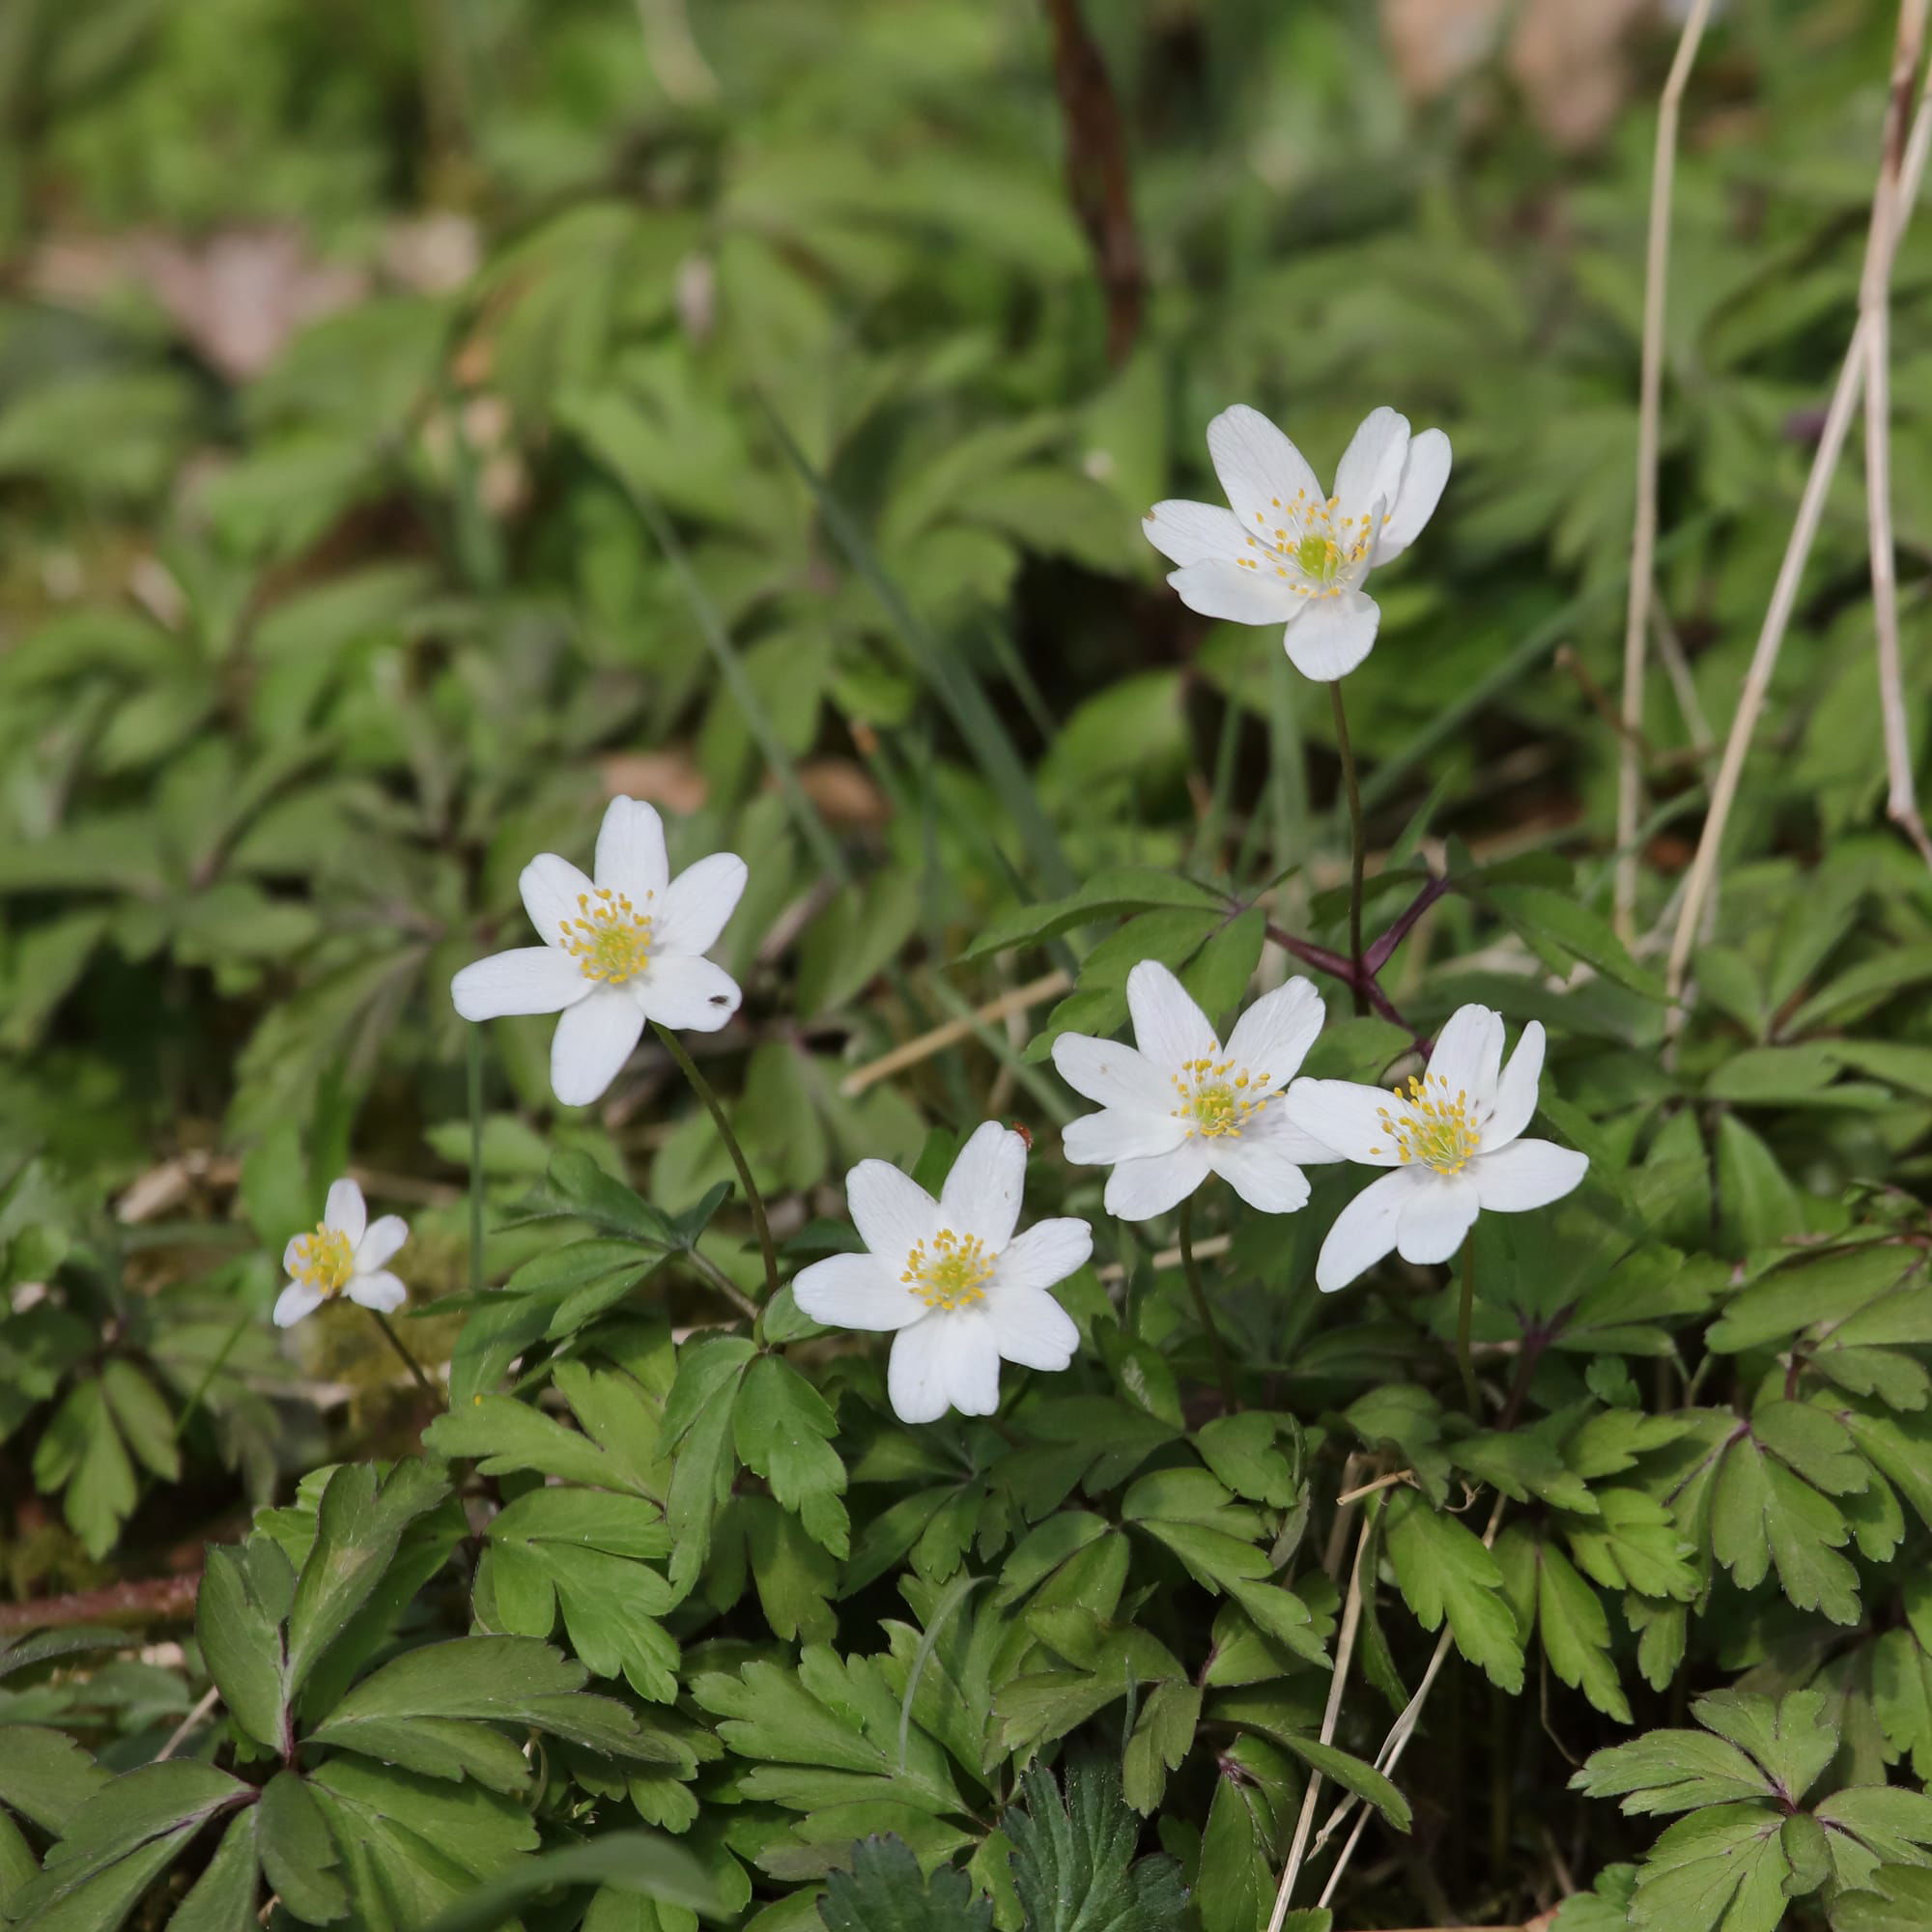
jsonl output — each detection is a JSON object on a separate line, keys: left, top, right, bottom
{"left": 1003, "top": 1759, "right": 1188, "bottom": 1932}
{"left": 284, "top": 1460, "right": 451, "bottom": 1697}
{"left": 1486, "top": 886, "right": 1664, "bottom": 999}
{"left": 1275, "top": 1735, "right": 1411, "bottom": 1833}
{"left": 0, "top": 1727, "right": 109, "bottom": 1835}
{"left": 1626, "top": 1803, "right": 1788, "bottom": 1932}
{"left": 424, "top": 1393, "right": 639, "bottom": 1492}
{"left": 1384, "top": 1491, "right": 1524, "bottom": 1692}
{"left": 815, "top": 1836, "right": 991, "bottom": 1932}
{"left": 1122, "top": 1681, "right": 1203, "bottom": 1817}
{"left": 167, "top": 1809, "right": 259, "bottom": 1932}
{"left": 196, "top": 1545, "right": 288, "bottom": 1754}
{"left": 418, "top": 1831, "right": 724, "bottom": 1932}
{"left": 733, "top": 1355, "right": 850, "bottom": 1558}
{"left": 257, "top": 1772, "right": 348, "bottom": 1924}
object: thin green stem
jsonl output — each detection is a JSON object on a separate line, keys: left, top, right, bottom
{"left": 172, "top": 1306, "right": 252, "bottom": 1443}
{"left": 1329, "top": 679, "right": 1368, "bottom": 1016}
{"left": 370, "top": 1308, "right": 439, "bottom": 1403}
{"left": 1457, "top": 1238, "right": 1481, "bottom": 1417}
{"left": 653, "top": 1022, "right": 779, "bottom": 1304}
{"left": 1178, "top": 1197, "right": 1237, "bottom": 1409}
{"left": 468, "top": 1025, "right": 485, "bottom": 1299}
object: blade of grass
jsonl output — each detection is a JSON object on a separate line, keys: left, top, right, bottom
{"left": 759, "top": 397, "right": 1076, "bottom": 895}
{"left": 575, "top": 440, "right": 853, "bottom": 891}
{"left": 1361, "top": 515, "right": 1715, "bottom": 816}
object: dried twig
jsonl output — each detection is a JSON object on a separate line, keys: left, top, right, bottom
{"left": 1313, "top": 1497, "right": 1508, "bottom": 1912}
{"left": 1615, "top": 0, "right": 1717, "bottom": 943}
{"left": 1865, "top": 0, "right": 1932, "bottom": 868}
{"left": 0, "top": 1572, "right": 200, "bottom": 1633}
{"left": 1265, "top": 1514, "right": 1373, "bottom": 1932}
{"left": 838, "top": 972, "right": 1071, "bottom": 1096}
{"left": 1667, "top": 67, "right": 1932, "bottom": 1005}
{"left": 156, "top": 1682, "right": 222, "bottom": 1761}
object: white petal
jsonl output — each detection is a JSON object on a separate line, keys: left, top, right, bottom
{"left": 1428, "top": 1005, "right": 1505, "bottom": 1112}
{"left": 274, "top": 1282, "right": 325, "bottom": 1328}
{"left": 1282, "top": 588, "right": 1380, "bottom": 682}
{"left": 656, "top": 852, "right": 748, "bottom": 957}
{"left": 451, "top": 947, "right": 590, "bottom": 1022}
{"left": 1062, "top": 1107, "right": 1186, "bottom": 1168}
{"left": 1473, "top": 1139, "right": 1588, "bottom": 1213}
{"left": 635, "top": 953, "right": 741, "bottom": 1032}
{"left": 996, "top": 1218, "right": 1093, "bottom": 1293}
{"left": 1282, "top": 1079, "right": 1403, "bottom": 1166}
{"left": 1317, "top": 1168, "right": 1420, "bottom": 1292}
{"left": 1126, "top": 959, "right": 1218, "bottom": 1070}
{"left": 521, "top": 854, "right": 597, "bottom": 949}
{"left": 940, "top": 1122, "right": 1029, "bottom": 1250}
{"left": 550, "top": 989, "right": 645, "bottom": 1107}
{"left": 944, "top": 1314, "right": 1004, "bottom": 1416}
{"left": 991, "top": 1289, "right": 1080, "bottom": 1372}
{"left": 1051, "top": 1031, "right": 1173, "bottom": 1113}
{"left": 324, "top": 1179, "right": 367, "bottom": 1244}
{"left": 1103, "top": 1142, "right": 1212, "bottom": 1220}
{"left": 356, "top": 1215, "right": 408, "bottom": 1271}
{"left": 791, "top": 1252, "right": 923, "bottom": 1332}
{"left": 845, "top": 1159, "right": 940, "bottom": 1265}
{"left": 1207, "top": 404, "right": 1323, "bottom": 530}
{"left": 1394, "top": 1171, "right": 1480, "bottom": 1265}
{"left": 1333, "top": 407, "right": 1411, "bottom": 524}
{"left": 1142, "top": 499, "right": 1250, "bottom": 568}
{"left": 888, "top": 1317, "right": 953, "bottom": 1424}
{"left": 348, "top": 1269, "right": 409, "bottom": 1315}
{"left": 594, "top": 796, "right": 669, "bottom": 904}
{"left": 1224, "top": 978, "right": 1325, "bottom": 1088}
{"left": 1208, "top": 1134, "right": 1312, "bottom": 1215}
{"left": 1167, "top": 559, "right": 1301, "bottom": 627}
{"left": 1377, "top": 428, "right": 1452, "bottom": 561}
{"left": 1486, "top": 1020, "right": 1546, "bottom": 1149}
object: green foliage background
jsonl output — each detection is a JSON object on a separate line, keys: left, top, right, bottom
{"left": 3, "top": 2, "right": 1932, "bottom": 1929}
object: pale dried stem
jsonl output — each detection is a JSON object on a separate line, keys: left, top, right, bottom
{"left": 1867, "top": 0, "right": 1932, "bottom": 869}
{"left": 838, "top": 971, "right": 1070, "bottom": 1096}
{"left": 1615, "top": 0, "right": 1717, "bottom": 943}
{"left": 1667, "top": 70, "right": 1932, "bottom": 1008}
{"left": 1313, "top": 1498, "right": 1507, "bottom": 1913}
{"left": 156, "top": 1682, "right": 222, "bottom": 1761}
{"left": 1264, "top": 1513, "right": 1374, "bottom": 1932}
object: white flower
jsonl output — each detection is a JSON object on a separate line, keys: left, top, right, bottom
{"left": 275, "top": 1178, "right": 410, "bottom": 1327}
{"left": 450, "top": 796, "right": 747, "bottom": 1108}
{"left": 1284, "top": 1003, "right": 1588, "bottom": 1293}
{"left": 792, "top": 1123, "right": 1091, "bottom": 1426}
{"left": 1053, "top": 961, "right": 1336, "bottom": 1220}
{"left": 1143, "top": 404, "right": 1451, "bottom": 682}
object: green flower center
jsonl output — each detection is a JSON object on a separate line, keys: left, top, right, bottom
{"left": 902, "top": 1229, "right": 994, "bottom": 1311}
{"left": 558, "top": 888, "right": 654, "bottom": 984}
{"left": 1294, "top": 533, "right": 1341, "bottom": 582}
{"left": 292, "top": 1226, "right": 355, "bottom": 1294}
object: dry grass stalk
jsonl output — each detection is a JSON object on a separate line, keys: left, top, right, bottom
{"left": 1667, "top": 55, "right": 1932, "bottom": 1005}
{"left": 1615, "top": 0, "right": 1718, "bottom": 944}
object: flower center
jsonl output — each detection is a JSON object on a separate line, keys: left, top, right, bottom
{"left": 1171, "top": 1056, "right": 1271, "bottom": 1140}
{"left": 558, "top": 888, "right": 654, "bottom": 984}
{"left": 291, "top": 1225, "right": 355, "bottom": 1295}
{"left": 1236, "top": 492, "right": 1382, "bottom": 600}
{"left": 1372, "top": 1073, "right": 1481, "bottom": 1176}
{"left": 1294, "top": 532, "right": 1341, "bottom": 582}
{"left": 901, "top": 1229, "right": 994, "bottom": 1312}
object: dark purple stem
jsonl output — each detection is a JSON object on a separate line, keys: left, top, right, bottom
{"left": 1261, "top": 872, "right": 1447, "bottom": 1051}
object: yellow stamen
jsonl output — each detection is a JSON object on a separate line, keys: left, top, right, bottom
{"left": 291, "top": 1224, "right": 355, "bottom": 1295}
{"left": 902, "top": 1229, "right": 995, "bottom": 1311}
{"left": 1376, "top": 1073, "right": 1482, "bottom": 1176}
{"left": 557, "top": 887, "right": 654, "bottom": 984}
